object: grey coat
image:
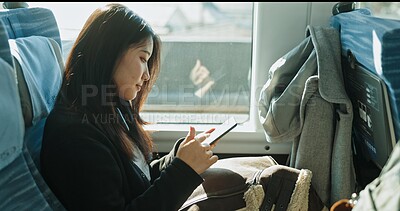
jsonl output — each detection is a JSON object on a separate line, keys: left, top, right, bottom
{"left": 258, "top": 25, "right": 355, "bottom": 206}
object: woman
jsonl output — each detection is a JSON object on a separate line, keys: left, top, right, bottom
{"left": 40, "top": 3, "right": 218, "bottom": 210}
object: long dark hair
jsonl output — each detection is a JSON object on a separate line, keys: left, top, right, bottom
{"left": 59, "top": 3, "right": 161, "bottom": 161}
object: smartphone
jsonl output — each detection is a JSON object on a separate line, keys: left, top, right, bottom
{"left": 202, "top": 117, "right": 237, "bottom": 145}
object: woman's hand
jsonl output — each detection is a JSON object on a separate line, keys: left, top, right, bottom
{"left": 176, "top": 126, "right": 218, "bottom": 175}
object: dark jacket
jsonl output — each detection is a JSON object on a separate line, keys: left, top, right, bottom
{"left": 40, "top": 104, "right": 203, "bottom": 211}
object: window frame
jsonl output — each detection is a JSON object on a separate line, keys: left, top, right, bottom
{"left": 149, "top": 2, "right": 336, "bottom": 154}
{"left": 26, "top": 2, "right": 336, "bottom": 154}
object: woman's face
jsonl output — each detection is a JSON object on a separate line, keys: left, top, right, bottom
{"left": 113, "top": 38, "right": 153, "bottom": 101}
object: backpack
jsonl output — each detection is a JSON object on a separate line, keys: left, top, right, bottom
{"left": 179, "top": 156, "right": 328, "bottom": 211}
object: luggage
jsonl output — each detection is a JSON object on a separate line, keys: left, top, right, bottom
{"left": 179, "top": 156, "right": 327, "bottom": 211}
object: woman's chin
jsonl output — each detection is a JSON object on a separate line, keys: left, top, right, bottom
{"left": 120, "top": 93, "right": 136, "bottom": 102}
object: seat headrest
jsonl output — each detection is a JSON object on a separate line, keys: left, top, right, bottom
{"left": 2, "top": 2, "right": 29, "bottom": 9}
{"left": 0, "top": 7, "right": 62, "bottom": 49}
{"left": 9, "top": 36, "right": 64, "bottom": 126}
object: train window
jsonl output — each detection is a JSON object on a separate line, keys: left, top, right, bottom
{"left": 23, "top": 2, "right": 334, "bottom": 154}
{"left": 28, "top": 2, "right": 254, "bottom": 125}
{"left": 358, "top": 2, "right": 400, "bottom": 20}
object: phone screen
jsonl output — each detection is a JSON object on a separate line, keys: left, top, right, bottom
{"left": 202, "top": 117, "right": 237, "bottom": 145}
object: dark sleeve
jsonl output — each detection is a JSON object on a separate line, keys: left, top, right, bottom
{"left": 149, "top": 137, "right": 185, "bottom": 180}
{"left": 42, "top": 131, "right": 202, "bottom": 211}
{"left": 135, "top": 157, "right": 204, "bottom": 211}
{"left": 41, "top": 137, "right": 129, "bottom": 211}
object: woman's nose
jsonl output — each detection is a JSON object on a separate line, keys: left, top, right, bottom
{"left": 143, "top": 68, "right": 150, "bottom": 81}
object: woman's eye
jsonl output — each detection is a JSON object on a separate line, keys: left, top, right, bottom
{"left": 141, "top": 57, "right": 147, "bottom": 63}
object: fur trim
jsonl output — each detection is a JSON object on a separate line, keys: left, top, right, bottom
{"left": 287, "top": 169, "right": 313, "bottom": 211}
{"left": 238, "top": 184, "right": 265, "bottom": 211}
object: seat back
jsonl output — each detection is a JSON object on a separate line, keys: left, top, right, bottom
{"left": 0, "top": 4, "right": 66, "bottom": 210}
{"left": 10, "top": 35, "right": 64, "bottom": 168}
{"left": 0, "top": 4, "right": 64, "bottom": 168}
{"left": 0, "top": 20, "right": 24, "bottom": 174}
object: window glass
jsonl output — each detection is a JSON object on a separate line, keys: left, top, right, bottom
{"left": 28, "top": 2, "right": 254, "bottom": 124}
{"left": 358, "top": 2, "right": 400, "bottom": 20}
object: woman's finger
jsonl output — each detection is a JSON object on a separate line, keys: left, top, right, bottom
{"left": 194, "top": 132, "right": 210, "bottom": 142}
{"left": 206, "top": 150, "right": 213, "bottom": 157}
{"left": 201, "top": 142, "right": 211, "bottom": 149}
{"left": 182, "top": 126, "right": 196, "bottom": 145}
{"left": 205, "top": 128, "right": 215, "bottom": 133}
